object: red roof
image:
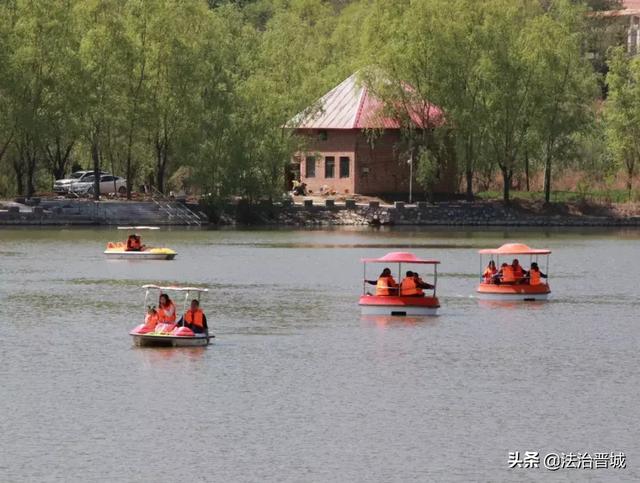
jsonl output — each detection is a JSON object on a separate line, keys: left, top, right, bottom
{"left": 478, "top": 243, "right": 551, "bottom": 255}
{"left": 590, "top": 1, "right": 640, "bottom": 16}
{"left": 362, "top": 252, "right": 440, "bottom": 264}
{"left": 291, "top": 74, "right": 442, "bottom": 130}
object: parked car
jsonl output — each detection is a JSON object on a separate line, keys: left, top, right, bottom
{"left": 53, "top": 170, "right": 108, "bottom": 193}
{"left": 69, "top": 174, "right": 127, "bottom": 195}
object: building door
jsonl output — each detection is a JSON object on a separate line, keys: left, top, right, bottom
{"left": 285, "top": 162, "right": 301, "bottom": 191}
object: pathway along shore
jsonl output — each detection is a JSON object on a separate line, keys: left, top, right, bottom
{"left": 3, "top": 198, "right": 640, "bottom": 227}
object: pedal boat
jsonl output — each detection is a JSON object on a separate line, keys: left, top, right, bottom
{"left": 359, "top": 252, "right": 440, "bottom": 316}
{"left": 476, "top": 243, "right": 551, "bottom": 301}
{"left": 104, "top": 242, "right": 176, "bottom": 260}
{"left": 130, "top": 285, "right": 213, "bottom": 347}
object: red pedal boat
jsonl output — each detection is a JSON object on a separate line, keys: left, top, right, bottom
{"left": 359, "top": 252, "right": 441, "bottom": 316}
{"left": 476, "top": 243, "right": 551, "bottom": 301}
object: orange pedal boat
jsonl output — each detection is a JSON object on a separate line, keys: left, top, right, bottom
{"left": 359, "top": 252, "right": 440, "bottom": 316}
{"left": 476, "top": 243, "right": 551, "bottom": 301}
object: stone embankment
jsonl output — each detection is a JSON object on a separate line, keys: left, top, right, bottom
{"left": 222, "top": 199, "right": 640, "bottom": 227}
{"left": 3, "top": 197, "right": 640, "bottom": 227}
{"left": 0, "top": 199, "right": 205, "bottom": 226}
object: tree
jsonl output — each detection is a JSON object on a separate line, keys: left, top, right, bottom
{"left": 527, "top": 1, "right": 597, "bottom": 203}
{"left": 605, "top": 46, "right": 640, "bottom": 200}
{"left": 76, "top": 0, "right": 129, "bottom": 200}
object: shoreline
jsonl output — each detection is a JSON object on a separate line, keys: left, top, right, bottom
{"left": 3, "top": 198, "right": 640, "bottom": 227}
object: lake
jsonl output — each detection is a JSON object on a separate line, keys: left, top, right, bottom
{"left": 0, "top": 226, "right": 638, "bottom": 482}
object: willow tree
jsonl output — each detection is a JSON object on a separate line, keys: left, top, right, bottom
{"left": 146, "top": 0, "right": 213, "bottom": 194}
{"left": 527, "top": 1, "right": 597, "bottom": 204}
{"left": 605, "top": 47, "right": 640, "bottom": 201}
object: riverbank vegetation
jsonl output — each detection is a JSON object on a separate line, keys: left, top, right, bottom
{"left": 0, "top": 0, "right": 639, "bottom": 204}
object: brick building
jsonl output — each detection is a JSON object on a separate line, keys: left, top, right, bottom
{"left": 289, "top": 74, "right": 456, "bottom": 199}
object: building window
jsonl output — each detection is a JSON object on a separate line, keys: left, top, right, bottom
{"left": 325, "top": 156, "right": 335, "bottom": 178}
{"left": 305, "top": 156, "right": 315, "bottom": 178}
{"left": 339, "top": 157, "right": 350, "bottom": 178}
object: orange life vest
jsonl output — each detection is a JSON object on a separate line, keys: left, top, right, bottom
{"left": 529, "top": 269, "right": 541, "bottom": 285}
{"left": 400, "top": 277, "right": 424, "bottom": 296}
{"left": 482, "top": 267, "right": 497, "bottom": 283}
{"left": 513, "top": 265, "right": 524, "bottom": 278}
{"left": 184, "top": 308, "right": 205, "bottom": 328}
{"left": 144, "top": 312, "right": 159, "bottom": 329}
{"left": 126, "top": 237, "right": 141, "bottom": 251}
{"left": 501, "top": 266, "right": 515, "bottom": 283}
{"left": 376, "top": 276, "right": 396, "bottom": 296}
{"left": 400, "top": 277, "right": 418, "bottom": 296}
{"left": 158, "top": 301, "right": 176, "bottom": 323}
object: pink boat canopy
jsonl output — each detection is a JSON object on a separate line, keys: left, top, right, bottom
{"left": 478, "top": 243, "right": 551, "bottom": 255}
{"left": 361, "top": 251, "right": 440, "bottom": 264}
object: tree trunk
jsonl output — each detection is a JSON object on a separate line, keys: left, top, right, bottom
{"left": 465, "top": 137, "right": 474, "bottom": 201}
{"left": 12, "top": 160, "right": 24, "bottom": 196}
{"left": 26, "top": 154, "right": 36, "bottom": 198}
{"left": 500, "top": 166, "right": 511, "bottom": 203}
{"left": 19, "top": 137, "right": 38, "bottom": 198}
{"left": 91, "top": 137, "right": 101, "bottom": 201}
{"left": 465, "top": 168, "right": 474, "bottom": 201}
{"left": 155, "top": 132, "right": 168, "bottom": 194}
{"left": 126, "top": 154, "right": 133, "bottom": 200}
{"left": 543, "top": 151, "right": 552, "bottom": 205}
{"left": 627, "top": 162, "right": 634, "bottom": 202}
{"left": 47, "top": 139, "right": 75, "bottom": 181}
{"left": 524, "top": 150, "right": 530, "bottom": 192}
{"left": 155, "top": 144, "right": 165, "bottom": 194}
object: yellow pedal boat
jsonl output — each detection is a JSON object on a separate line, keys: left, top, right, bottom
{"left": 104, "top": 242, "right": 177, "bottom": 260}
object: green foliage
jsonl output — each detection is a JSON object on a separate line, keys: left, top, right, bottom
{"left": 605, "top": 46, "right": 640, "bottom": 201}
{"left": 361, "top": 0, "right": 597, "bottom": 203}
{"left": 415, "top": 149, "right": 439, "bottom": 200}
{"left": 0, "top": 0, "right": 632, "bottom": 206}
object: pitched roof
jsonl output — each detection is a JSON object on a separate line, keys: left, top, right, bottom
{"left": 291, "top": 73, "right": 442, "bottom": 130}
{"left": 591, "top": 0, "right": 640, "bottom": 16}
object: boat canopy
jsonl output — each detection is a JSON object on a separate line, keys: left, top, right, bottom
{"left": 361, "top": 251, "right": 440, "bottom": 264}
{"left": 478, "top": 243, "right": 551, "bottom": 255}
{"left": 142, "top": 284, "right": 209, "bottom": 292}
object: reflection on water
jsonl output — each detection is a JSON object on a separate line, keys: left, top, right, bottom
{"left": 0, "top": 226, "right": 639, "bottom": 482}
{"left": 360, "top": 315, "right": 440, "bottom": 328}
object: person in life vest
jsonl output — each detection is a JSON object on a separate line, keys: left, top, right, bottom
{"left": 413, "top": 272, "right": 434, "bottom": 291}
{"left": 511, "top": 258, "right": 524, "bottom": 283}
{"left": 498, "top": 262, "right": 516, "bottom": 284}
{"left": 400, "top": 271, "right": 421, "bottom": 296}
{"left": 157, "top": 293, "right": 177, "bottom": 323}
{"left": 143, "top": 306, "right": 160, "bottom": 330}
{"left": 180, "top": 299, "right": 209, "bottom": 334}
{"left": 482, "top": 260, "right": 498, "bottom": 284}
{"left": 365, "top": 268, "right": 398, "bottom": 296}
{"left": 126, "top": 234, "right": 144, "bottom": 252}
{"left": 525, "top": 262, "right": 547, "bottom": 285}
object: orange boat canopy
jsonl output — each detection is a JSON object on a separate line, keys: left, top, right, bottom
{"left": 361, "top": 251, "right": 440, "bottom": 264}
{"left": 478, "top": 243, "right": 551, "bottom": 255}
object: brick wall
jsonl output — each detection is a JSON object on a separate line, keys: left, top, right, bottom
{"left": 296, "top": 129, "right": 356, "bottom": 195}
{"left": 295, "top": 128, "right": 457, "bottom": 197}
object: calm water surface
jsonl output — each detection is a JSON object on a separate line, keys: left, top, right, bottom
{"left": 0, "top": 226, "right": 638, "bottom": 482}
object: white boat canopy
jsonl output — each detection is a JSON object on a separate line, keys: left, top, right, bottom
{"left": 118, "top": 226, "right": 160, "bottom": 230}
{"left": 142, "top": 284, "right": 209, "bottom": 293}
